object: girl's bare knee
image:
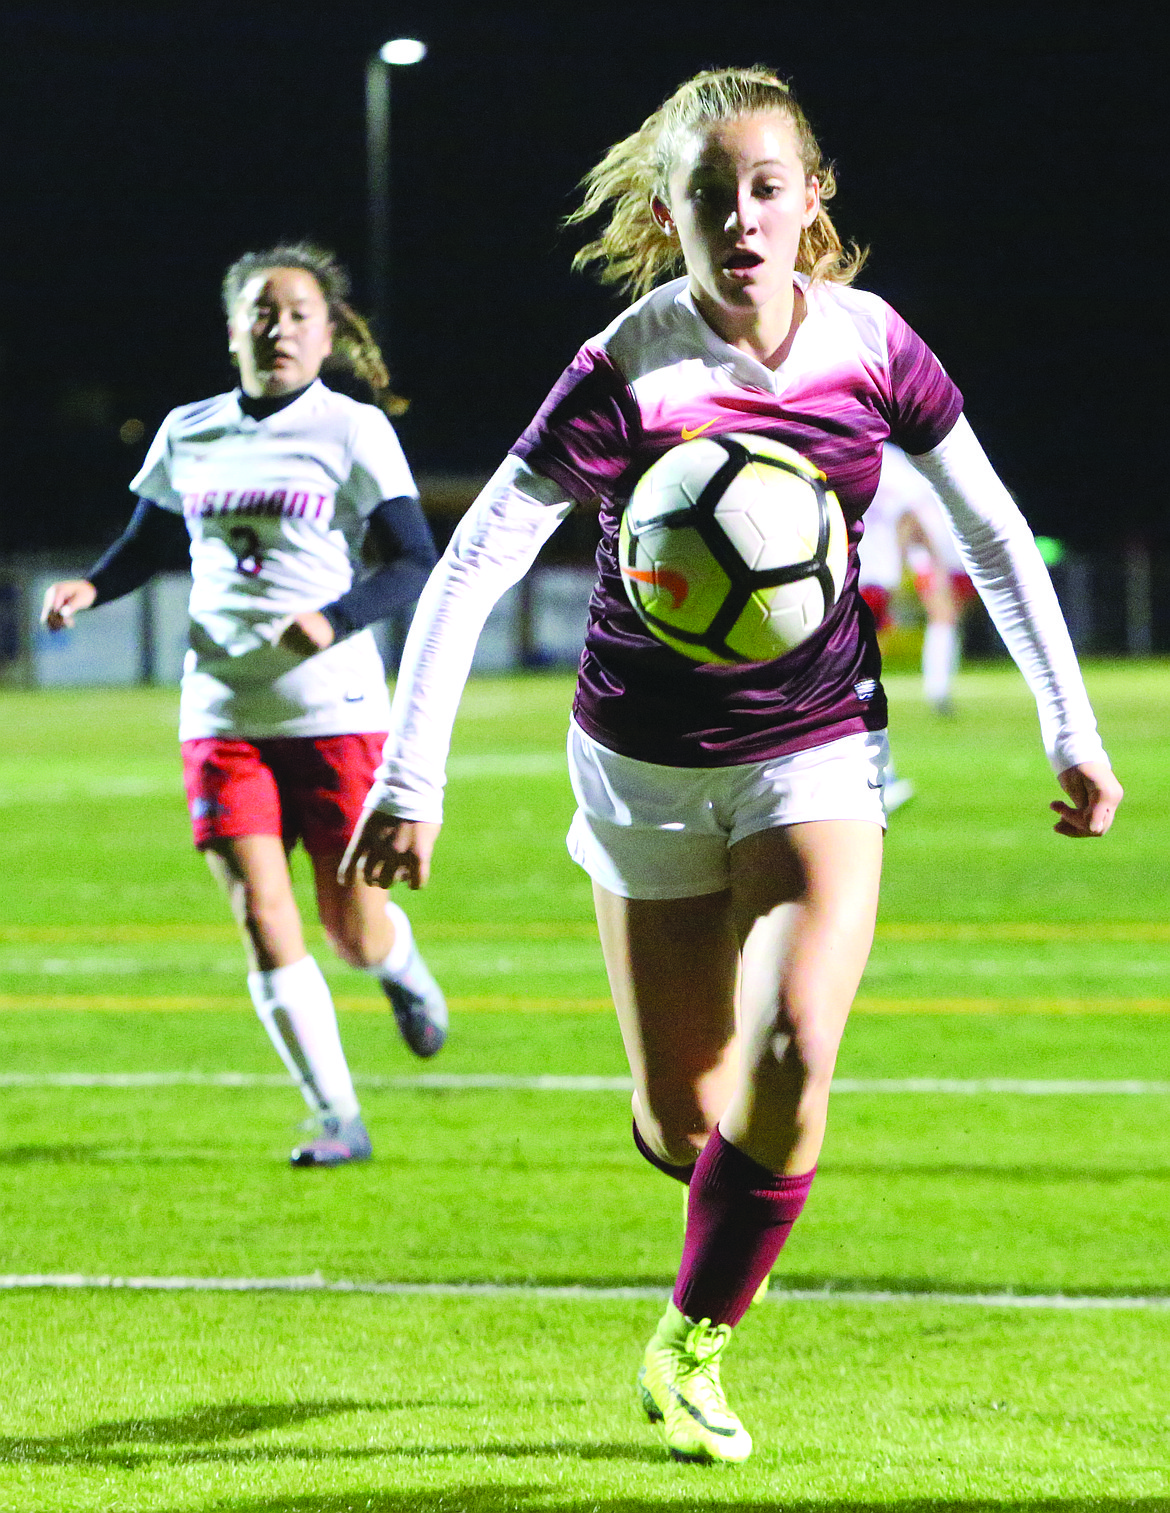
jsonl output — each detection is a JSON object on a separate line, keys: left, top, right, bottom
{"left": 770, "top": 1002, "right": 846, "bottom": 1079}
{"left": 647, "top": 1123, "right": 706, "bottom": 1166}
{"left": 636, "top": 1090, "right": 715, "bottom": 1164}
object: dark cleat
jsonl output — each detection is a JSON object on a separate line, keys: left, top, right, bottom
{"left": 382, "top": 940, "right": 448, "bottom": 1058}
{"left": 290, "top": 1114, "right": 373, "bottom": 1168}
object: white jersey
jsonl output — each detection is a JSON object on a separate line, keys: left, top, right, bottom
{"left": 132, "top": 380, "right": 416, "bottom": 740}
{"left": 863, "top": 443, "right": 967, "bottom": 585}
{"left": 856, "top": 476, "right": 906, "bottom": 592}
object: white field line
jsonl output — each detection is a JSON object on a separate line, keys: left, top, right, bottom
{"left": 0, "top": 1072, "right": 1168, "bottom": 1094}
{"left": 0, "top": 1272, "right": 1166, "bottom": 1310}
{"left": 833, "top": 1078, "right": 1170, "bottom": 1095}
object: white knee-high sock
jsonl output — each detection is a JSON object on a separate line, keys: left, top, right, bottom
{"left": 370, "top": 898, "right": 415, "bottom": 982}
{"left": 922, "top": 622, "right": 959, "bottom": 704}
{"left": 247, "top": 956, "right": 360, "bottom": 1122}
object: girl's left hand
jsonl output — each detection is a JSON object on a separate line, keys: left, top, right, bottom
{"left": 1050, "top": 761, "right": 1123, "bottom": 838}
{"left": 277, "top": 611, "right": 336, "bottom": 657}
{"left": 339, "top": 812, "right": 441, "bottom": 890}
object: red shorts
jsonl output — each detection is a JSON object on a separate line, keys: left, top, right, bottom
{"left": 913, "top": 570, "right": 977, "bottom": 607}
{"left": 181, "top": 733, "right": 386, "bottom": 855}
{"left": 860, "top": 584, "right": 892, "bottom": 632}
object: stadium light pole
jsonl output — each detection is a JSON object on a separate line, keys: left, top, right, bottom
{"left": 365, "top": 37, "right": 427, "bottom": 349}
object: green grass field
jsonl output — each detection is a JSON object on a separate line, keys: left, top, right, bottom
{"left": 0, "top": 664, "right": 1168, "bottom": 1511}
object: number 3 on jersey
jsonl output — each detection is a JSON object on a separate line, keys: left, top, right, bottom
{"left": 227, "top": 525, "right": 264, "bottom": 577}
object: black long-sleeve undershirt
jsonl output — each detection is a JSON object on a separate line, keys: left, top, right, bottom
{"left": 320, "top": 497, "right": 437, "bottom": 637}
{"left": 88, "top": 501, "right": 191, "bottom": 604}
{"left": 85, "top": 496, "right": 438, "bottom": 638}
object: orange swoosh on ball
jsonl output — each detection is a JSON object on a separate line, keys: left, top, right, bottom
{"left": 680, "top": 418, "right": 717, "bottom": 441}
{"left": 622, "top": 565, "right": 689, "bottom": 609}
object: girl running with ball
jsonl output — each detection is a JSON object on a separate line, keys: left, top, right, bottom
{"left": 342, "top": 70, "right": 1122, "bottom": 1460}
{"left": 43, "top": 244, "right": 448, "bottom": 1168}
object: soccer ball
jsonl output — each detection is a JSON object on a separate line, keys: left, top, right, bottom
{"left": 618, "top": 432, "right": 848, "bottom": 664}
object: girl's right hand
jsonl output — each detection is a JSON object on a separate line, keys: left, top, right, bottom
{"left": 338, "top": 810, "right": 442, "bottom": 891}
{"left": 41, "top": 580, "right": 97, "bottom": 631}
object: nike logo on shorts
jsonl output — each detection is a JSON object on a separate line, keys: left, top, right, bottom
{"left": 680, "top": 419, "right": 717, "bottom": 441}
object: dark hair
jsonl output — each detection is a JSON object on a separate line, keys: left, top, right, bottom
{"left": 222, "top": 241, "right": 408, "bottom": 415}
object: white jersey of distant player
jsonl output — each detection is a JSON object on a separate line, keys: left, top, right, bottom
{"left": 132, "top": 379, "right": 416, "bottom": 741}
{"left": 856, "top": 481, "right": 904, "bottom": 592}
{"left": 858, "top": 443, "right": 966, "bottom": 591}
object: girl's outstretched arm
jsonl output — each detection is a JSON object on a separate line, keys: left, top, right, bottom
{"left": 908, "top": 417, "right": 1122, "bottom": 835}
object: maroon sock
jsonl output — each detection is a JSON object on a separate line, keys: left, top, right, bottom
{"left": 673, "top": 1128, "right": 815, "bottom": 1327}
{"left": 632, "top": 1118, "right": 695, "bottom": 1185}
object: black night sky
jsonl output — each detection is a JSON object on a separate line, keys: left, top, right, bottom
{"left": 0, "top": 1, "right": 1164, "bottom": 555}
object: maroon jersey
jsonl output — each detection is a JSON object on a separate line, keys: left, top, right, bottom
{"left": 512, "top": 277, "right": 962, "bottom": 766}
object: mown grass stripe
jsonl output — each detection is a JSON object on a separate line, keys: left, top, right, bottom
{"left": 876, "top": 922, "right": 1170, "bottom": 943}
{"left": 0, "top": 752, "right": 567, "bottom": 806}
{"left": 1, "top": 1072, "right": 1167, "bottom": 1094}
{"left": 1, "top": 1273, "right": 1166, "bottom": 1309}
{"left": 0, "top": 994, "right": 615, "bottom": 1013}
{"left": 0, "top": 993, "right": 1167, "bottom": 1015}
{"left": 2, "top": 920, "right": 1169, "bottom": 944}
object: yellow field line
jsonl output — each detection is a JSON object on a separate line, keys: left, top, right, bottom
{"left": 0, "top": 993, "right": 1166, "bottom": 1015}
{"left": 2, "top": 921, "right": 1168, "bottom": 945}
{"left": 852, "top": 997, "right": 1170, "bottom": 1016}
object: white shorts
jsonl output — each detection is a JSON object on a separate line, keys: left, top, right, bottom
{"left": 566, "top": 722, "right": 889, "bottom": 900}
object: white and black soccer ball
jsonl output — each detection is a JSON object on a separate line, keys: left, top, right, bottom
{"left": 618, "top": 432, "right": 848, "bottom": 664}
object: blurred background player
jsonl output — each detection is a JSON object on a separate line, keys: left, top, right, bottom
{"left": 855, "top": 466, "right": 930, "bottom": 811}
{"left": 894, "top": 446, "right": 979, "bottom": 716}
{"left": 41, "top": 243, "right": 447, "bottom": 1167}
{"left": 340, "top": 69, "right": 1120, "bottom": 1462}
{"left": 862, "top": 443, "right": 977, "bottom": 716}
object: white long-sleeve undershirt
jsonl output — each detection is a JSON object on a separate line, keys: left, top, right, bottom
{"left": 365, "top": 424, "right": 1106, "bottom": 823}
{"left": 907, "top": 415, "right": 1106, "bottom": 776}
{"left": 365, "top": 456, "right": 573, "bottom": 821}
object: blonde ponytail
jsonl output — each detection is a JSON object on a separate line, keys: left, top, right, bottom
{"left": 567, "top": 66, "right": 866, "bottom": 300}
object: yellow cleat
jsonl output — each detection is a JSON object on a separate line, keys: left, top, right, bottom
{"left": 638, "top": 1301, "right": 753, "bottom": 1463}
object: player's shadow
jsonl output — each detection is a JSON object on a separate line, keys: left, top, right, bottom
{"left": 8, "top": 1412, "right": 1170, "bottom": 1509}
{"left": 0, "top": 1144, "right": 110, "bottom": 1165}
{"left": 0, "top": 1399, "right": 391, "bottom": 1467}
{"left": 0, "top": 1143, "right": 220, "bottom": 1165}
{"left": 0, "top": 1399, "right": 662, "bottom": 1472}
{"left": 824, "top": 1158, "right": 1170, "bottom": 1184}
{"left": 758, "top": 1271, "right": 1170, "bottom": 1301}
